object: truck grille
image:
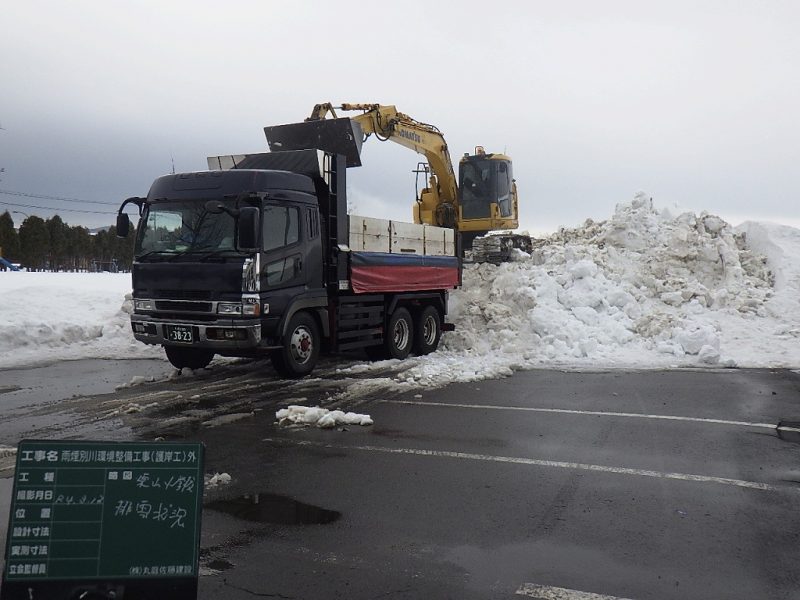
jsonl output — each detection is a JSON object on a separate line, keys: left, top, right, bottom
{"left": 154, "top": 301, "right": 212, "bottom": 313}
{"left": 153, "top": 289, "right": 213, "bottom": 300}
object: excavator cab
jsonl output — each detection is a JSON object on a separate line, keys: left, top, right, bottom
{"left": 457, "top": 148, "right": 519, "bottom": 248}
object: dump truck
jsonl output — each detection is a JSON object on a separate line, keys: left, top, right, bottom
{"left": 116, "top": 148, "right": 460, "bottom": 378}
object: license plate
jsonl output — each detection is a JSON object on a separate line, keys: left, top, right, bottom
{"left": 166, "top": 325, "right": 194, "bottom": 344}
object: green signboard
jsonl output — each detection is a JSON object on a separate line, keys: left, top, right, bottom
{"left": 3, "top": 440, "right": 204, "bottom": 588}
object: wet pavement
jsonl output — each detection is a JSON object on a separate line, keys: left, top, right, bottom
{"left": 1, "top": 362, "right": 799, "bottom": 599}
{"left": 0, "top": 358, "right": 171, "bottom": 443}
{"left": 195, "top": 368, "right": 800, "bottom": 600}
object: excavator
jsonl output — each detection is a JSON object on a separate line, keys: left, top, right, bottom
{"left": 264, "top": 103, "right": 531, "bottom": 262}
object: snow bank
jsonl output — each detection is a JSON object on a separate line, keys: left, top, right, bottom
{"left": 0, "top": 272, "right": 161, "bottom": 369}
{"left": 276, "top": 405, "right": 374, "bottom": 428}
{"left": 345, "top": 193, "right": 799, "bottom": 387}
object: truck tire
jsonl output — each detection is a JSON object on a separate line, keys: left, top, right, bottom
{"left": 385, "top": 307, "right": 414, "bottom": 360}
{"left": 413, "top": 306, "right": 442, "bottom": 355}
{"left": 271, "top": 311, "right": 319, "bottom": 378}
{"left": 164, "top": 346, "right": 214, "bottom": 370}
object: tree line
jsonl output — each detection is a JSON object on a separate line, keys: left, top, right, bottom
{"left": 0, "top": 211, "right": 136, "bottom": 271}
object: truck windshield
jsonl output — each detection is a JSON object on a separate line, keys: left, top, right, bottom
{"left": 135, "top": 199, "right": 239, "bottom": 257}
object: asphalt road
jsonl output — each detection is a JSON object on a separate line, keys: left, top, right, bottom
{"left": 2, "top": 363, "right": 799, "bottom": 599}
{"left": 195, "top": 368, "right": 800, "bottom": 600}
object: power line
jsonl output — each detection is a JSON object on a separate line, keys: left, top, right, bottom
{"left": 0, "top": 189, "right": 117, "bottom": 206}
{"left": 0, "top": 199, "right": 116, "bottom": 215}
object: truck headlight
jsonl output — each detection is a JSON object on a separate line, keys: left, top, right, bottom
{"left": 217, "top": 302, "right": 243, "bottom": 315}
{"left": 242, "top": 303, "right": 261, "bottom": 316}
{"left": 242, "top": 295, "right": 261, "bottom": 316}
{"left": 134, "top": 299, "right": 154, "bottom": 311}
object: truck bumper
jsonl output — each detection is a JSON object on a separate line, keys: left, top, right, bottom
{"left": 130, "top": 314, "right": 262, "bottom": 350}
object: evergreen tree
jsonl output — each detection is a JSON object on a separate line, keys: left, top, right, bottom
{"left": 0, "top": 211, "right": 20, "bottom": 261}
{"left": 46, "top": 215, "right": 69, "bottom": 271}
{"left": 111, "top": 224, "right": 137, "bottom": 270}
{"left": 72, "top": 226, "right": 92, "bottom": 270}
{"left": 18, "top": 216, "right": 50, "bottom": 270}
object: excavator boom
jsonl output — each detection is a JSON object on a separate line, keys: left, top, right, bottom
{"left": 263, "top": 103, "right": 524, "bottom": 254}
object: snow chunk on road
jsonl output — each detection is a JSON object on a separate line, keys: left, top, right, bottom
{"left": 276, "top": 405, "right": 373, "bottom": 428}
{"left": 205, "top": 472, "right": 232, "bottom": 488}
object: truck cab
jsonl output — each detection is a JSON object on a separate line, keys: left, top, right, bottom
{"left": 118, "top": 150, "right": 459, "bottom": 378}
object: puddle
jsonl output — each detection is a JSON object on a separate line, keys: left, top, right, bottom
{"left": 206, "top": 492, "right": 340, "bottom": 525}
{"left": 206, "top": 558, "right": 234, "bottom": 571}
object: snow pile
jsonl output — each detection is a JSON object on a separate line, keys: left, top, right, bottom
{"left": 101, "top": 401, "right": 160, "bottom": 418}
{"left": 276, "top": 405, "right": 374, "bottom": 428}
{"left": 379, "top": 193, "right": 799, "bottom": 386}
{"left": 205, "top": 472, "right": 232, "bottom": 488}
{"left": 0, "top": 272, "right": 161, "bottom": 369}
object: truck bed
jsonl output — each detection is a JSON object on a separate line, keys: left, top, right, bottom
{"left": 348, "top": 215, "right": 455, "bottom": 256}
{"left": 347, "top": 216, "right": 459, "bottom": 294}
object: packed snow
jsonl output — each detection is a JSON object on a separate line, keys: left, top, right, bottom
{"left": 276, "top": 406, "right": 374, "bottom": 428}
{"left": 2, "top": 195, "right": 799, "bottom": 389}
{"left": 0, "top": 272, "right": 160, "bottom": 369}
{"left": 205, "top": 472, "right": 232, "bottom": 488}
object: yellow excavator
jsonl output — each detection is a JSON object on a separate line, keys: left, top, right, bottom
{"left": 264, "top": 103, "right": 531, "bottom": 261}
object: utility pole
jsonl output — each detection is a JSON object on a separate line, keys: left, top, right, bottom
{"left": 0, "top": 121, "right": 6, "bottom": 183}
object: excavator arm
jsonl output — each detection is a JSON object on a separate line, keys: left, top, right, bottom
{"left": 264, "top": 102, "right": 522, "bottom": 247}
{"left": 303, "top": 103, "right": 459, "bottom": 227}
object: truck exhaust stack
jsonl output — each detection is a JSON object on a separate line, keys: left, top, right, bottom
{"left": 264, "top": 118, "right": 364, "bottom": 167}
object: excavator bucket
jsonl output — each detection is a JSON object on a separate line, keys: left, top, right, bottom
{"left": 264, "top": 118, "right": 364, "bottom": 167}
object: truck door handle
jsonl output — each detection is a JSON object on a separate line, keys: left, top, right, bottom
{"left": 294, "top": 257, "right": 302, "bottom": 273}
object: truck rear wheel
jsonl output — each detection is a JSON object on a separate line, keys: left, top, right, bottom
{"left": 385, "top": 307, "right": 414, "bottom": 360}
{"left": 271, "top": 311, "right": 319, "bottom": 378}
{"left": 164, "top": 346, "right": 214, "bottom": 370}
{"left": 413, "top": 306, "right": 442, "bottom": 355}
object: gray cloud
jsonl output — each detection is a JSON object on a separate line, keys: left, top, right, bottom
{"left": 1, "top": 1, "right": 798, "bottom": 231}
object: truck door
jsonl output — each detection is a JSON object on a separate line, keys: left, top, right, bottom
{"left": 262, "top": 203, "right": 306, "bottom": 293}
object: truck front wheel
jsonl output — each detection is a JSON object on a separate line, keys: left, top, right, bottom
{"left": 164, "top": 346, "right": 214, "bottom": 370}
{"left": 271, "top": 311, "right": 320, "bottom": 378}
{"left": 386, "top": 307, "right": 414, "bottom": 360}
{"left": 413, "top": 306, "right": 442, "bottom": 355}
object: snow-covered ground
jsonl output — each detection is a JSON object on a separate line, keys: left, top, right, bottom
{"left": 2, "top": 195, "right": 799, "bottom": 387}
{"left": 0, "top": 272, "right": 160, "bottom": 369}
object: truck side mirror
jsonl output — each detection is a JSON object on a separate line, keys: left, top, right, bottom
{"left": 237, "top": 207, "right": 259, "bottom": 250}
{"left": 116, "top": 213, "right": 130, "bottom": 238}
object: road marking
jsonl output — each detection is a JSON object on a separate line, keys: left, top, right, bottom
{"left": 377, "top": 399, "right": 786, "bottom": 432}
{"left": 516, "top": 582, "right": 635, "bottom": 599}
{"left": 261, "top": 438, "right": 783, "bottom": 492}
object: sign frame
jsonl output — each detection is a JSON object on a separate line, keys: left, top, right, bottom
{"left": 2, "top": 439, "right": 205, "bottom": 600}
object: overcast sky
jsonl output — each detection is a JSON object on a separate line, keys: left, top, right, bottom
{"left": 1, "top": 0, "right": 798, "bottom": 232}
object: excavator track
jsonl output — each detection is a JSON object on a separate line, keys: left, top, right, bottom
{"left": 471, "top": 234, "right": 533, "bottom": 264}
